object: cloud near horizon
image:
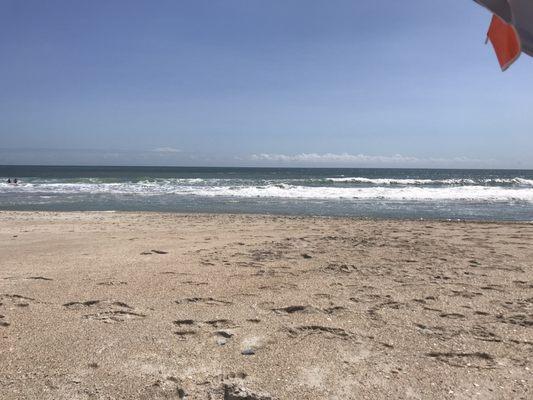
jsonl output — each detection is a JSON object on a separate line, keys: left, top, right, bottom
{"left": 151, "top": 147, "right": 182, "bottom": 153}
{"left": 0, "top": 148, "right": 505, "bottom": 168}
{"left": 247, "top": 153, "right": 492, "bottom": 167}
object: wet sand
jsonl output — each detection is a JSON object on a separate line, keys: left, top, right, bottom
{"left": 0, "top": 211, "right": 531, "bottom": 399}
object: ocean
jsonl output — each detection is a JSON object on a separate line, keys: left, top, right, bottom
{"left": 1, "top": 165, "right": 532, "bottom": 221}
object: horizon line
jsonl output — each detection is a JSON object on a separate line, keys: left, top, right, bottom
{"left": 1, "top": 164, "right": 533, "bottom": 171}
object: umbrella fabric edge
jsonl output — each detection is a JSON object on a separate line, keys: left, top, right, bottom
{"left": 487, "top": 14, "right": 521, "bottom": 71}
{"left": 474, "top": 0, "right": 533, "bottom": 70}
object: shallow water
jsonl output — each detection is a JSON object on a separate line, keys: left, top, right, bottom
{"left": 1, "top": 166, "right": 532, "bottom": 221}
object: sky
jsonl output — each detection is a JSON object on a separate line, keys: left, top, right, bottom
{"left": 0, "top": 0, "right": 532, "bottom": 168}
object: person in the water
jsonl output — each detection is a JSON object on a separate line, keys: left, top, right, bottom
{"left": 13, "top": 178, "right": 18, "bottom": 184}
{"left": 6, "top": 178, "right": 11, "bottom": 184}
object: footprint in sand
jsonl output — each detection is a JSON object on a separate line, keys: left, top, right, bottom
{"left": 439, "top": 312, "right": 466, "bottom": 319}
{"left": 26, "top": 276, "right": 53, "bottom": 281}
{"left": 0, "top": 294, "right": 38, "bottom": 308}
{"left": 151, "top": 249, "right": 168, "bottom": 254}
{"left": 271, "top": 304, "right": 346, "bottom": 316}
{"left": 414, "top": 323, "right": 460, "bottom": 340}
{"left": 272, "top": 305, "right": 317, "bottom": 315}
{"left": 470, "top": 326, "right": 502, "bottom": 343}
{"left": 140, "top": 249, "right": 169, "bottom": 255}
{"left": 205, "top": 319, "right": 236, "bottom": 328}
{"left": 172, "top": 318, "right": 238, "bottom": 343}
{"left": 285, "top": 325, "right": 353, "bottom": 340}
{"left": 222, "top": 384, "right": 273, "bottom": 400}
{"left": 198, "top": 379, "right": 272, "bottom": 400}
{"left": 496, "top": 313, "right": 533, "bottom": 327}
{"left": 180, "top": 280, "right": 209, "bottom": 286}
{"left": 175, "top": 297, "right": 232, "bottom": 306}
{"left": 63, "top": 300, "right": 146, "bottom": 323}
{"left": 322, "top": 306, "right": 347, "bottom": 315}
{"left": 0, "top": 315, "right": 9, "bottom": 327}
{"left": 320, "top": 263, "right": 358, "bottom": 274}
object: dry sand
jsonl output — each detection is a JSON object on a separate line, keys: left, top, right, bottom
{"left": 0, "top": 211, "right": 531, "bottom": 399}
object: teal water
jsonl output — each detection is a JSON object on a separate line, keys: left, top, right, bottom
{"left": 1, "top": 166, "right": 533, "bottom": 221}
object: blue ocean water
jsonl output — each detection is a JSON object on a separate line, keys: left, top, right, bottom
{"left": 1, "top": 166, "right": 533, "bottom": 221}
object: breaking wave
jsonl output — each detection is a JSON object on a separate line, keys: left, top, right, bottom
{"left": 325, "top": 177, "right": 533, "bottom": 186}
{"left": 1, "top": 178, "right": 533, "bottom": 202}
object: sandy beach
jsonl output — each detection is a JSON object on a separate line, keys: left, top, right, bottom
{"left": 0, "top": 211, "right": 531, "bottom": 399}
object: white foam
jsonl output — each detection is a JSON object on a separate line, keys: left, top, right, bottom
{"left": 189, "top": 185, "right": 533, "bottom": 202}
{"left": 3, "top": 181, "right": 532, "bottom": 202}
{"left": 327, "top": 177, "right": 436, "bottom": 184}
{"left": 325, "top": 177, "right": 531, "bottom": 185}
{"left": 509, "top": 178, "right": 533, "bottom": 186}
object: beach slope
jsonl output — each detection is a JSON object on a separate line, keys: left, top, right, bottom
{"left": 0, "top": 212, "right": 531, "bottom": 399}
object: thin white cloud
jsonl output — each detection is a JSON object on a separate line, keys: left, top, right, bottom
{"left": 152, "top": 147, "right": 181, "bottom": 153}
{"left": 0, "top": 148, "right": 504, "bottom": 168}
{"left": 249, "top": 153, "right": 416, "bottom": 163}
{"left": 247, "top": 152, "right": 490, "bottom": 167}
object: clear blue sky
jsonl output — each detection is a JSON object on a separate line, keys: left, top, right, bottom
{"left": 1, "top": 0, "right": 532, "bottom": 168}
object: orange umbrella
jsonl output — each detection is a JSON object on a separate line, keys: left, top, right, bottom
{"left": 474, "top": 0, "right": 533, "bottom": 70}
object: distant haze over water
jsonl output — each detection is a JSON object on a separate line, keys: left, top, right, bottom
{"left": 1, "top": 166, "right": 532, "bottom": 221}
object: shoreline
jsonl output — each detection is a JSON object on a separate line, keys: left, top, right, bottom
{"left": 1, "top": 211, "right": 531, "bottom": 399}
{"left": 1, "top": 209, "right": 532, "bottom": 225}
